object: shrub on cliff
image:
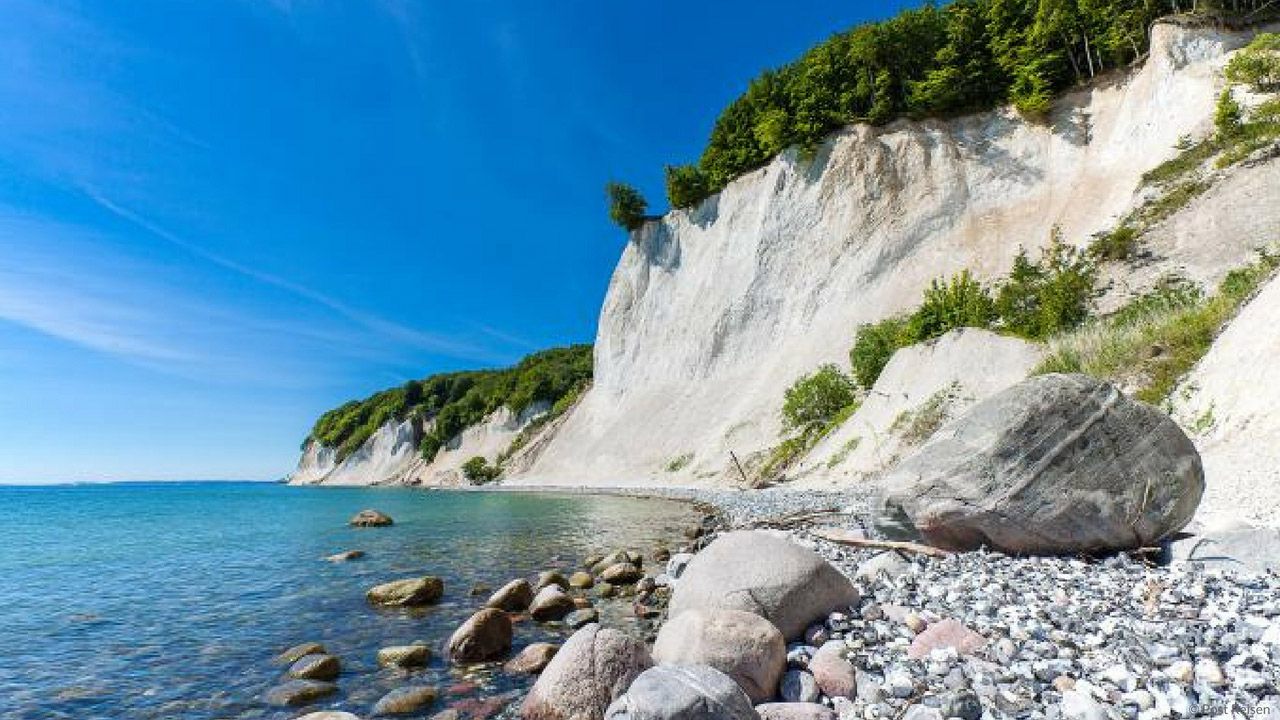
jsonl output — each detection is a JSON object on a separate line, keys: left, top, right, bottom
{"left": 850, "top": 316, "right": 909, "bottom": 388}
{"left": 1215, "top": 89, "right": 1244, "bottom": 139}
{"left": 996, "top": 235, "right": 1095, "bottom": 339}
{"left": 462, "top": 456, "right": 501, "bottom": 484}
{"left": 782, "top": 364, "right": 859, "bottom": 435}
{"left": 606, "top": 182, "right": 648, "bottom": 231}
{"left": 1225, "top": 33, "right": 1280, "bottom": 92}
{"left": 907, "top": 270, "right": 997, "bottom": 342}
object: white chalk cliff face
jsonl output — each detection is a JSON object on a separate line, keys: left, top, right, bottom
{"left": 508, "top": 22, "right": 1260, "bottom": 486}
{"left": 292, "top": 402, "right": 549, "bottom": 486}
{"left": 292, "top": 22, "right": 1279, "bottom": 491}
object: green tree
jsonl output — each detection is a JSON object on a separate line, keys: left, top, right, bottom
{"left": 665, "top": 164, "right": 711, "bottom": 209}
{"left": 1215, "top": 89, "right": 1244, "bottom": 139}
{"left": 605, "top": 182, "right": 648, "bottom": 231}
{"left": 996, "top": 233, "right": 1095, "bottom": 338}
{"left": 1225, "top": 33, "right": 1280, "bottom": 92}
{"left": 781, "top": 364, "right": 859, "bottom": 434}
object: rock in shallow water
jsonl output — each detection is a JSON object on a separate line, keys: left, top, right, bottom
{"left": 668, "top": 531, "right": 859, "bottom": 639}
{"left": 447, "top": 608, "right": 512, "bottom": 662}
{"left": 652, "top": 609, "right": 786, "bottom": 704}
{"left": 521, "top": 624, "right": 652, "bottom": 720}
{"left": 604, "top": 665, "right": 757, "bottom": 720}
{"left": 874, "top": 374, "right": 1203, "bottom": 554}
{"left": 263, "top": 679, "right": 338, "bottom": 707}
{"left": 504, "top": 642, "right": 559, "bottom": 674}
{"left": 565, "top": 608, "right": 600, "bottom": 629}
{"left": 373, "top": 685, "right": 438, "bottom": 716}
{"left": 367, "top": 576, "right": 444, "bottom": 607}
{"left": 325, "top": 549, "right": 365, "bottom": 562}
{"left": 288, "top": 653, "right": 341, "bottom": 681}
{"left": 529, "top": 586, "right": 576, "bottom": 622}
{"left": 378, "top": 644, "right": 431, "bottom": 668}
{"left": 275, "top": 642, "right": 326, "bottom": 664}
{"left": 350, "top": 509, "right": 393, "bottom": 527}
{"left": 487, "top": 579, "right": 535, "bottom": 612}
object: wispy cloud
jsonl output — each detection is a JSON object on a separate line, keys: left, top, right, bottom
{"left": 82, "top": 188, "right": 503, "bottom": 364}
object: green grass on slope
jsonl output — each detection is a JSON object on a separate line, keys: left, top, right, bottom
{"left": 1037, "top": 253, "right": 1279, "bottom": 405}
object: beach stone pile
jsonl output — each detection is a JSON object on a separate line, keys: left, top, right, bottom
{"left": 516, "top": 527, "right": 1280, "bottom": 720}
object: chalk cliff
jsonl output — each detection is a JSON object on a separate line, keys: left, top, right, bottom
{"left": 292, "top": 21, "right": 1279, "bottom": 494}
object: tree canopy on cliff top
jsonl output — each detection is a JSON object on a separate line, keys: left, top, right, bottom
{"left": 309, "top": 344, "right": 593, "bottom": 462}
{"left": 663, "top": 0, "right": 1277, "bottom": 211}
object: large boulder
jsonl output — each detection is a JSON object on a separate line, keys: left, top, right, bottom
{"left": 874, "top": 374, "right": 1204, "bottom": 555}
{"left": 521, "top": 624, "right": 652, "bottom": 720}
{"left": 487, "top": 579, "right": 535, "bottom": 612}
{"left": 367, "top": 576, "right": 444, "bottom": 607}
{"left": 667, "top": 531, "right": 859, "bottom": 639}
{"left": 652, "top": 609, "right": 786, "bottom": 703}
{"left": 604, "top": 665, "right": 758, "bottom": 720}
{"left": 447, "top": 608, "right": 513, "bottom": 662}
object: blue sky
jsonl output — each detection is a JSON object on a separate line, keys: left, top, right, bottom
{"left": 0, "top": 0, "right": 914, "bottom": 484}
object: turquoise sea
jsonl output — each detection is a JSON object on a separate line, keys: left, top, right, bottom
{"left": 0, "top": 482, "right": 701, "bottom": 720}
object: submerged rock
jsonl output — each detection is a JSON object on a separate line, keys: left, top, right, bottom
{"left": 297, "top": 713, "right": 361, "bottom": 720}
{"left": 604, "top": 665, "right": 757, "bottom": 720}
{"left": 529, "top": 586, "right": 575, "bottom": 622}
{"left": 521, "top": 624, "right": 652, "bottom": 720}
{"left": 487, "top": 578, "right": 535, "bottom": 612}
{"left": 378, "top": 644, "right": 431, "bottom": 668}
{"left": 287, "top": 653, "right": 341, "bottom": 681}
{"left": 536, "top": 570, "right": 570, "bottom": 591}
{"left": 275, "top": 642, "right": 326, "bottom": 665}
{"left": 601, "top": 563, "right": 643, "bottom": 585}
{"left": 263, "top": 679, "right": 338, "bottom": 707}
{"left": 569, "top": 571, "right": 595, "bottom": 589}
{"left": 350, "top": 509, "right": 394, "bottom": 527}
{"left": 447, "top": 608, "right": 513, "bottom": 663}
{"left": 367, "top": 577, "right": 444, "bottom": 607}
{"left": 652, "top": 609, "right": 786, "bottom": 704}
{"left": 565, "top": 608, "right": 600, "bottom": 629}
{"left": 324, "top": 550, "right": 366, "bottom": 562}
{"left": 667, "top": 531, "right": 859, "bottom": 638}
{"left": 875, "top": 374, "right": 1203, "bottom": 554}
{"left": 505, "top": 642, "right": 559, "bottom": 674}
{"left": 373, "top": 685, "right": 438, "bottom": 716}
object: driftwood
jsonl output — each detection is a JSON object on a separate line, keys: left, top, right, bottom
{"left": 811, "top": 527, "right": 951, "bottom": 558}
{"left": 742, "top": 508, "right": 848, "bottom": 529}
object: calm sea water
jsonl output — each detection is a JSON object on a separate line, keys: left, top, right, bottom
{"left": 0, "top": 482, "right": 701, "bottom": 720}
